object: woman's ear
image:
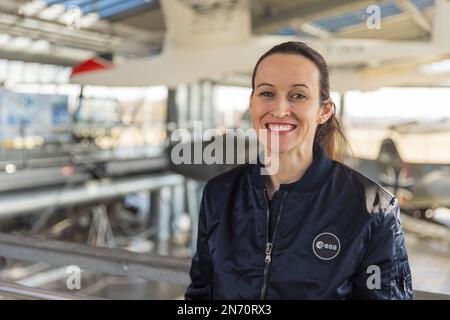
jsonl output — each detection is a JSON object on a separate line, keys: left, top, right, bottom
{"left": 318, "top": 100, "right": 334, "bottom": 124}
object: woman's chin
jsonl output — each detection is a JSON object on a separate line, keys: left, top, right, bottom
{"left": 265, "top": 143, "right": 297, "bottom": 154}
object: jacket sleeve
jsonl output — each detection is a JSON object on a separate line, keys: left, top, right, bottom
{"left": 185, "top": 186, "right": 214, "bottom": 300}
{"left": 352, "top": 198, "right": 413, "bottom": 299}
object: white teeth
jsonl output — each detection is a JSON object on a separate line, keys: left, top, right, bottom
{"left": 267, "top": 124, "right": 296, "bottom": 132}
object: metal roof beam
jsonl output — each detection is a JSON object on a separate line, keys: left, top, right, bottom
{"left": 0, "top": 48, "right": 84, "bottom": 66}
{"left": 0, "top": 0, "right": 163, "bottom": 52}
{"left": 252, "top": 0, "right": 382, "bottom": 34}
{"left": 395, "top": 0, "right": 431, "bottom": 33}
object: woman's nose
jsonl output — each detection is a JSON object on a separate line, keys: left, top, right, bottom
{"left": 271, "top": 99, "right": 290, "bottom": 118}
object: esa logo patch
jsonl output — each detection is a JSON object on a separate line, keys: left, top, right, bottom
{"left": 312, "top": 232, "right": 341, "bottom": 260}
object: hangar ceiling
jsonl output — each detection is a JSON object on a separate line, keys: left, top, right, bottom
{"left": 0, "top": 0, "right": 448, "bottom": 90}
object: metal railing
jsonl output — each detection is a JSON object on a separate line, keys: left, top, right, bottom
{"left": 0, "top": 232, "right": 448, "bottom": 300}
{"left": 0, "top": 232, "right": 191, "bottom": 285}
{"left": 0, "top": 280, "right": 99, "bottom": 300}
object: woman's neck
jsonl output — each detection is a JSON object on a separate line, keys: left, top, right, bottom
{"left": 265, "top": 145, "right": 313, "bottom": 200}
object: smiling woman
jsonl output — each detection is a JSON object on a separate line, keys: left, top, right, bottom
{"left": 248, "top": 42, "right": 350, "bottom": 199}
{"left": 185, "top": 41, "right": 413, "bottom": 300}
{"left": 250, "top": 42, "right": 348, "bottom": 163}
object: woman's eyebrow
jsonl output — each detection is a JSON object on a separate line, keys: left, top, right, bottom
{"left": 292, "top": 83, "right": 310, "bottom": 90}
{"left": 256, "top": 83, "right": 310, "bottom": 90}
{"left": 256, "top": 82, "right": 273, "bottom": 88}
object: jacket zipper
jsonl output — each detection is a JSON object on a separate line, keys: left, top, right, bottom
{"left": 260, "top": 190, "right": 287, "bottom": 300}
{"left": 260, "top": 189, "right": 270, "bottom": 300}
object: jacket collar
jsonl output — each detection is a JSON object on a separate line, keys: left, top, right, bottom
{"left": 250, "top": 142, "right": 334, "bottom": 194}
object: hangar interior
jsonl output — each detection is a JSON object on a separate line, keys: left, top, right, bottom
{"left": 0, "top": 0, "right": 449, "bottom": 299}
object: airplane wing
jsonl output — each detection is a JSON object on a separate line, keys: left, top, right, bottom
{"left": 70, "top": 37, "right": 278, "bottom": 87}
{"left": 71, "top": 36, "right": 450, "bottom": 90}
{"left": 70, "top": 0, "right": 450, "bottom": 90}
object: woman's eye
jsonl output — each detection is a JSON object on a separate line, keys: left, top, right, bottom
{"left": 291, "top": 93, "right": 306, "bottom": 100}
{"left": 259, "top": 91, "right": 274, "bottom": 97}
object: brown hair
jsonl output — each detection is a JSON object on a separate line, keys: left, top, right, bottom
{"left": 251, "top": 41, "right": 350, "bottom": 162}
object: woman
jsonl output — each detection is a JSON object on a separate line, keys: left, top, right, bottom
{"left": 185, "top": 41, "right": 413, "bottom": 300}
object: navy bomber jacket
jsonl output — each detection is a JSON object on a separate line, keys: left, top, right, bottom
{"left": 185, "top": 143, "right": 413, "bottom": 299}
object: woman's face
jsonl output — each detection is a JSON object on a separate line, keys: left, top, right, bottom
{"left": 250, "top": 53, "right": 332, "bottom": 154}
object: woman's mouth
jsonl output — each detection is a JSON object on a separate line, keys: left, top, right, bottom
{"left": 265, "top": 123, "right": 297, "bottom": 134}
